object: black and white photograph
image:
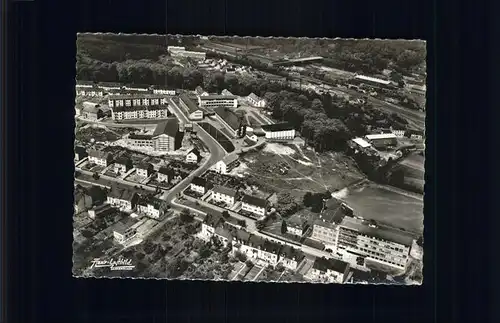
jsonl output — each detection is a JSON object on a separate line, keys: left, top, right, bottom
{"left": 73, "top": 34, "right": 426, "bottom": 284}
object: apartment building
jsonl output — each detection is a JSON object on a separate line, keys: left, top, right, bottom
{"left": 241, "top": 194, "right": 267, "bottom": 217}
{"left": 111, "top": 105, "right": 169, "bottom": 121}
{"left": 286, "top": 216, "right": 305, "bottom": 236}
{"left": 88, "top": 150, "right": 113, "bottom": 167}
{"left": 88, "top": 203, "right": 114, "bottom": 220}
{"left": 136, "top": 196, "right": 166, "bottom": 219}
{"left": 261, "top": 123, "right": 296, "bottom": 141}
{"left": 113, "top": 222, "right": 138, "bottom": 244}
{"left": 306, "top": 257, "right": 350, "bottom": 284}
{"left": 108, "top": 95, "right": 168, "bottom": 109}
{"left": 199, "top": 95, "right": 238, "bottom": 109}
{"left": 336, "top": 216, "right": 414, "bottom": 270}
{"left": 365, "top": 133, "right": 398, "bottom": 149}
{"left": 211, "top": 185, "right": 237, "bottom": 207}
{"left": 247, "top": 93, "right": 266, "bottom": 108}
{"left": 213, "top": 154, "right": 239, "bottom": 174}
{"left": 278, "top": 245, "right": 306, "bottom": 271}
{"left": 76, "top": 87, "right": 104, "bottom": 97}
{"left": 190, "top": 176, "right": 212, "bottom": 195}
{"left": 126, "top": 119, "right": 183, "bottom": 152}
{"left": 311, "top": 201, "right": 346, "bottom": 249}
{"left": 179, "top": 94, "right": 205, "bottom": 121}
{"left": 200, "top": 213, "right": 225, "bottom": 241}
{"left": 152, "top": 87, "right": 176, "bottom": 95}
{"left": 106, "top": 187, "right": 139, "bottom": 211}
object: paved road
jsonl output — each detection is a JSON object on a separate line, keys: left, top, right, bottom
{"left": 162, "top": 99, "right": 227, "bottom": 204}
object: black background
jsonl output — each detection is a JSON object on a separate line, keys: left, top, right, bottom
{"left": 4, "top": 0, "right": 496, "bottom": 322}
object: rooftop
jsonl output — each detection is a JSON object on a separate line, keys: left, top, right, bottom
{"left": 365, "top": 133, "right": 397, "bottom": 140}
{"left": 233, "top": 229, "right": 251, "bottom": 243}
{"left": 74, "top": 145, "right": 87, "bottom": 156}
{"left": 261, "top": 240, "right": 282, "bottom": 254}
{"left": 108, "top": 187, "right": 138, "bottom": 202}
{"left": 248, "top": 93, "right": 262, "bottom": 101}
{"left": 200, "top": 94, "right": 238, "bottom": 100}
{"left": 241, "top": 194, "right": 267, "bottom": 208}
{"left": 158, "top": 166, "right": 174, "bottom": 175}
{"left": 221, "top": 89, "right": 234, "bottom": 96}
{"left": 111, "top": 105, "right": 169, "bottom": 112}
{"left": 212, "top": 185, "right": 237, "bottom": 198}
{"left": 352, "top": 137, "right": 372, "bottom": 148}
{"left": 128, "top": 133, "right": 153, "bottom": 140}
{"left": 179, "top": 94, "right": 201, "bottom": 113}
{"left": 214, "top": 226, "right": 233, "bottom": 240}
{"left": 313, "top": 257, "right": 349, "bottom": 273}
{"left": 203, "top": 213, "right": 224, "bottom": 228}
{"left": 138, "top": 195, "right": 164, "bottom": 209}
{"left": 221, "top": 154, "right": 239, "bottom": 166}
{"left": 114, "top": 156, "right": 132, "bottom": 165}
{"left": 187, "top": 148, "right": 201, "bottom": 158}
{"left": 88, "top": 149, "right": 111, "bottom": 160}
{"left": 261, "top": 122, "right": 294, "bottom": 132}
{"left": 279, "top": 245, "right": 305, "bottom": 262}
{"left": 191, "top": 176, "right": 208, "bottom": 187}
{"left": 355, "top": 74, "right": 391, "bottom": 85}
{"left": 339, "top": 216, "right": 415, "bottom": 247}
{"left": 108, "top": 94, "right": 165, "bottom": 100}
{"left": 136, "top": 162, "right": 153, "bottom": 170}
{"left": 214, "top": 107, "right": 243, "bottom": 131}
{"left": 247, "top": 235, "right": 266, "bottom": 249}
{"left": 90, "top": 203, "right": 114, "bottom": 215}
{"left": 195, "top": 86, "right": 205, "bottom": 96}
{"left": 152, "top": 118, "right": 180, "bottom": 138}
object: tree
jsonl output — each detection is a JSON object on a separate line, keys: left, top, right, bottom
{"left": 221, "top": 210, "right": 230, "bottom": 219}
{"left": 280, "top": 220, "right": 288, "bottom": 234}
{"left": 143, "top": 241, "right": 156, "bottom": 254}
{"left": 311, "top": 98, "right": 323, "bottom": 111}
{"left": 245, "top": 260, "right": 254, "bottom": 268}
{"left": 136, "top": 252, "right": 146, "bottom": 261}
{"left": 416, "top": 235, "right": 423, "bottom": 247}
{"left": 237, "top": 219, "right": 246, "bottom": 228}
{"left": 180, "top": 208, "right": 194, "bottom": 223}
{"left": 303, "top": 192, "right": 313, "bottom": 207}
{"left": 92, "top": 172, "right": 100, "bottom": 180}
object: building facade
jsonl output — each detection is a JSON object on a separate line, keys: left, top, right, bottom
{"left": 211, "top": 186, "right": 237, "bottom": 206}
{"left": 198, "top": 95, "right": 238, "bottom": 108}
{"left": 179, "top": 95, "right": 205, "bottom": 121}
{"left": 261, "top": 123, "right": 296, "bottom": 141}
{"left": 185, "top": 148, "right": 201, "bottom": 164}
{"left": 157, "top": 167, "right": 174, "bottom": 183}
{"left": 213, "top": 155, "right": 239, "bottom": 174}
{"left": 190, "top": 176, "right": 211, "bottom": 195}
{"left": 247, "top": 93, "right": 266, "bottom": 107}
{"left": 307, "top": 257, "right": 350, "bottom": 284}
{"left": 136, "top": 197, "right": 165, "bottom": 219}
{"left": 106, "top": 189, "right": 139, "bottom": 211}
{"left": 88, "top": 150, "right": 113, "bottom": 167}
{"left": 241, "top": 194, "right": 267, "bottom": 217}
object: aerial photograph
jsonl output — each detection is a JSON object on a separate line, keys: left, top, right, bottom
{"left": 73, "top": 34, "right": 426, "bottom": 284}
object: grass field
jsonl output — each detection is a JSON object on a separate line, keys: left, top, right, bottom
{"left": 238, "top": 143, "right": 364, "bottom": 201}
{"left": 338, "top": 183, "right": 424, "bottom": 235}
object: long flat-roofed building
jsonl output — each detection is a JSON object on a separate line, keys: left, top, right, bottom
{"left": 365, "top": 133, "right": 398, "bottom": 149}
{"left": 179, "top": 94, "right": 205, "bottom": 120}
{"left": 125, "top": 118, "right": 183, "bottom": 152}
{"left": 336, "top": 216, "right": 414, "bottom": 270}
{"left": 214, "top": 106, "right": 246, "bottom": 137}
{"left": 198, "top": 95, "right": 238, "bottom": 109}
{"left": 261, "top": 123, "right": 296, "bottom": 141}
{"left": 108, "top": 94, "right": 168, "bottom": 109}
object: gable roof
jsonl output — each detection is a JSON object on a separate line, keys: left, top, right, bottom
{"left": 114, "top": 156, "right": 132, "bottom": 166}
{"left": 221, "top": 154, "right": 239, "bottom": 166}
{"left": 241, "top": 194, "right": 267, "bottom": 208}
{"left": 233, "top": 229, "right": 251, "bottom": 243}
{"left": 247, "top": 235, "right": 266, "bottom": 249}
{"left": 137, "top": 195, "right": 164, "bottom": 209}
{"left": 191, "top": 176, "right": 208, "bottom": 187}
{"left": 158, "top": 166, "right": 174, "bottom": 175}
{"left": 279, "top": 245, "right": 305, "bottom": 262}
{"left": 221, "top": 89, "right": 234, "bottom": 96}
{"left": 108, "top": 187, "right": 138, "bottom": 201}
{"left": 195, "top": 86, "right": 206, "bottom": 96}
{"left": 313, "top": 257, "right": 349, "bottom": 274}
{"left": 152, "top": 118, "right": 180, "bottom": 137}
{"left": 261, "top": 122, "right": 294, "bottom": 132}
{"left": 88, "top": 149, "right": 112, "bottom": 160}
{"left": 187, "top": 148, "right": 201, "bottom": 159}
{"left": 214, "top": 226, "right": 233, "bottom": 240}
{"left": 74, "top": 146, "right": 87, "bottom": 156}
{"left": 248, "top": 93, "right": 262, "bottom": 102}
{"left": 179, "top": 94, "right": 201, "bottom": 113}
{"left": 212, "top": 185, "right": 237, "bottom": 198}
{"left": 203, "top": 213, "right": 224, "bottom": 228}
{"left": 136, "top": 162, "right": 153, "bottom": 170}
{"left": 261, "top": 240, "right": 282, "bottom": 254}
{"left": 214, "top": 107, "right": 243, "bottom": 131}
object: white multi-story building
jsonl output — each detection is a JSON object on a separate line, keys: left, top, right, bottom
{"left": 211, "top": 185, "right": 237, "bottom": 207}
{"left": 391, "top": 129, "right": 406, "bottom": 138}
{"left": 199, "top": 95, "right": 238, "bottom": 108}
{"left": 113, "top": 156, "right": 133, "bottom": 175}
{"left": 88, "top": 150, "right": 113, "bottom": 167}
{"left": 247, "top": 93, "right": 266, "bottom": 108}
{"left": 261, "top": 123, "right": 296, "bottom": 141}
{"left": 213, "top": 154, "right": 239, "bottom": 175}
{"left": 157, "top": 166, "right": 174, "bottom": 183}
{"left": 126, "top": 119, "right": 183, "bottom": 152}
{"left": 200, "top": 213, "right": 225, "bottom": 241}
{"left": 113, "top": 222, "right": 138, "bottom": 244}
{"left": 152, "top": 88, "right": 176, "bottom": 95}
{"left": 111, "top": 105, "right": 169, "bottom": 121}
{"left": 179, "top": 94, "right": 205, "bottom": 121}
{"left": 135, "top": 163, "right": 153, "bottom": 178}
{"left": 241, "top": 194, "right": 267, "bottom": 217}
{"left": 336, "top": 216, "right": 413, "bottom": 270}
{"left": 185, "top": 148, "right": 201, "bottom": 164}
{"left": 306, "top": 257, "right": 350, "bottom": 284}
{"left": 76, "top": 86, "right": 104, "bottom": 97}
{"left": 108, "top": 95, "right": 168, "bottom": 109}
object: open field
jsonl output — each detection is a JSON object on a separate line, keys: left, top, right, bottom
{"left": 335, "top": 182, "right": 424, "bottom": 235}
{"left": 237, "top": 143, "right": 364, "bottom": 200}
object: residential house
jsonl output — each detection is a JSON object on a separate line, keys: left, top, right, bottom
{"left": 214, "top": 106, "right": 245, "bottom": 137}
{"left": 200, "top": 213, "right": 225, "bottom": 241}
{"left": 198, "top": 95, "right": 238, "bottom": 109}
{"left": 74, "top": 187, "right": 93, "bottom": 214}
{"left": 261, "top": 123, "right": 296, "bottom": 141}
{"left": 74, "top": 146, "right": 88, "bottom": 162}
{"left": 88, "top": 203, "right": 114, "bottom": 220}
{"left": 221, "top": 89, "right": 234, "bottom": 96}
{"left": 247, "top": 93, "right": 266, "bottom": 108}
{"left": 88, "top": 149, "right": 113, "bottom": 167}
{"left": 286, "top": 217, "right": 305, "bottom": 236}
{"left": 213, "top": 154, "right": 239, "bottom": 174}
{"left": 151, "top": 118, "right": 184, "bottom": 152}
{"left": 113, "top": 221, "right": 138, "bottom": 244}
{"left": 211, "top": 185, "right": 237, "bottom": 207}
{"left": 278, "top": 245, "right": 306, "bottom": 271}
{"left": 214, "top": 225, "right": 233, "bottom": 247}
{"left": 185, "top": 148, "right": 201, "bottom": 164}
{"left": 190, "top": 176, "right": 212, "bottom": 195}
{"left": 113, "top": 156, "right": 133, "bottom": 175}
{"left": 336, "top": 216, "right": 413, "bottom": 270}
{"left": 241, "top": 194, "right": 268, "bottom": 217}
{"left": 136, "top": 162, "right": 154, "bottom": 178}
{"left": 106, "top": 187, "right": 139, "bottom": 211}
{"left": 239, "top": 235, "right": 281, "bottom": 266}
{"left": 136, "top": 195, "right": 167, "bottom": 219}
{"left": 179, "top": 94, "right": 205, "bottom": 121}
{"left": 82, "top": 105, "right": 104, "bottom": 121}
{"left": 307, "top": 257, "right": 350, "bottom": 284}
{"left": 195, "top": 86, "right": 209, "bottom": 97}
{"left": 157, "top": 166, "right": 174, "bottom": 183}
